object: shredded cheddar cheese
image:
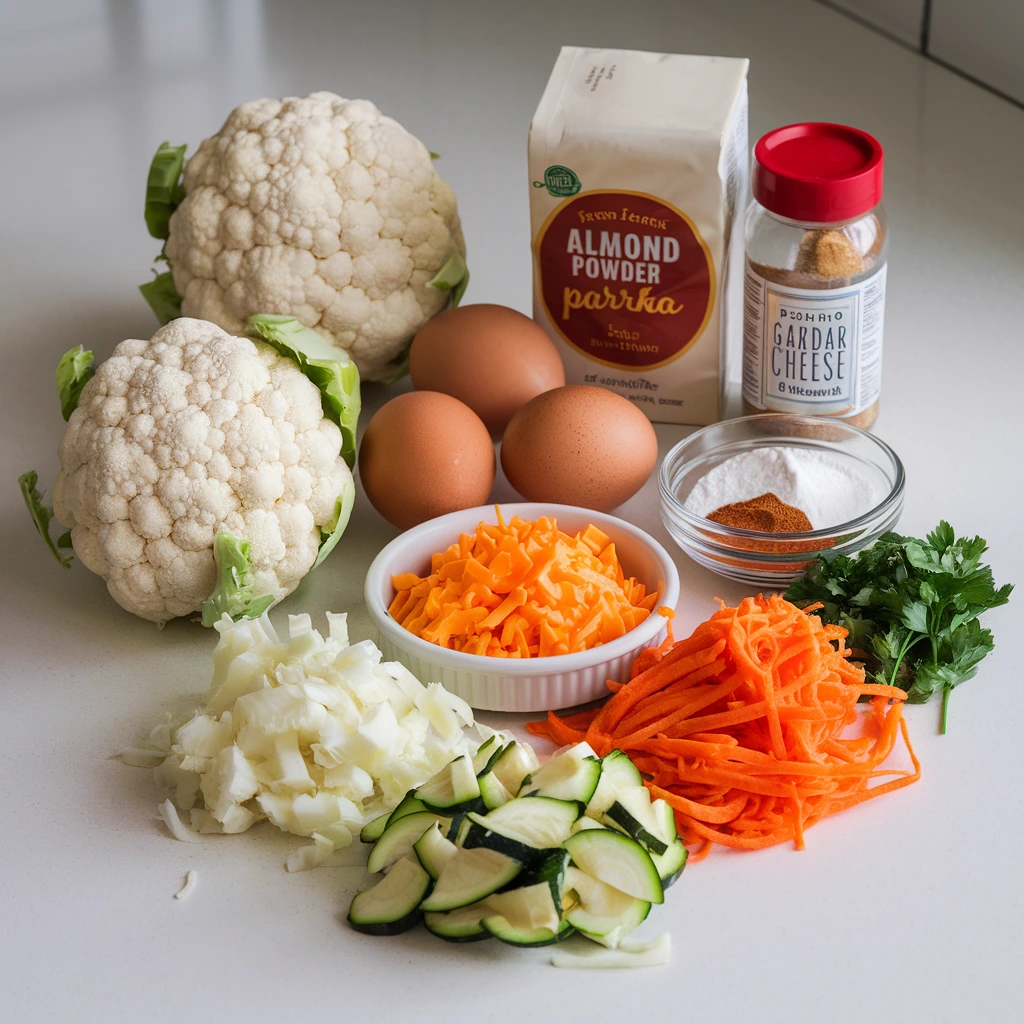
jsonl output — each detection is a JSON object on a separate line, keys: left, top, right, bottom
{"left": 389, "top": 508, "right": 661, "bottom": 658}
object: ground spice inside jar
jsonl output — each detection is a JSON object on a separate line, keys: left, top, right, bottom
{"left": 742, "top": 122, "right": 887, "bottom": 431}
{"left": 794, "top": 228, "right": 865, "bottom": 280}
{"left": 706, "top": 491, "right": 813, "bottom": 533}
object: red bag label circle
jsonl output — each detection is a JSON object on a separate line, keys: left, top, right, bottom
{"left": 535, "top": 190, "right": 715, "bottom": 370}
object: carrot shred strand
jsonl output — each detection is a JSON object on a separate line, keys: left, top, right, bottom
{"left": 529, "top": 594, "right": 920, "bottom": 858}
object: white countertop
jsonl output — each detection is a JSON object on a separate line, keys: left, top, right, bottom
{"left": 2, "top": 1, "right": 1021, "bottom": 1020}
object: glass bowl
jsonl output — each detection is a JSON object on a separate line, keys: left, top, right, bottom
{"left": 659, "top": 414, "right": 905, "bottom": 586}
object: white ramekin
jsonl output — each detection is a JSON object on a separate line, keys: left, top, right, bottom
{"left": 364, "top": 503, "right": 680, "bottom": 712}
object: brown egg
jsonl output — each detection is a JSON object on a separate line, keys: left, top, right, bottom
{"left": 409, "top": 304, "right": 565, "bottom": 436}
{"left": 500, "top": 386, "right": 658, "bottom": 512}
{"left": 358, "top": 391, "right": 495, "bottom": 530}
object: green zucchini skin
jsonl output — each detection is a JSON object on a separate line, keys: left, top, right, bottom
{"left": 604, "top": 801, "right": 670, "bottom": 857}
{"left": 482, "top": 916, "right": 575, "bottom": 947}
{"left": 347, "top": 741, "right": 688, "bottom": 953}
{"left": 348, "top": 907, "right": 424, "bottom": 937}
{"left": 367, "top": 811, "right": 444, "bottom": 874}
{"left": 448, "top": 814, "right": 472, "bottom": 845}
{"left": 586, "top": 749, "right": 644, "bottom": 818}
{"left": 519, "top": 746, "right": 603, "bottom": 805}
{"left": 423, "top": 901, "right": 494, "bottom": 942}
{"left": 478, "top": 771, "right": 513, "bottom": 810}
{"left": 654, "top": 840, "right": 688, "bottom": 887}
{"left": 359, "top": 813, "right": 390, "bottom": 844}
{"left": 473, "top": 737, "right": 508, "bottom": 777}
{"left": 424, "top": 922, "right": 492, "bottom": 943}
{"left": 563, "top": 866, "right": 651, "bottom": 946}
{"left": 518, "top": 847, "right": 570, "bottom": 907}
{"left": 347, "top": 856, "right": 433, "bottom": 936}
{"left": 490, "top": 741, "right": 540, "bottom": 795}
{"left": 462, "top": 798, "right": 578, "bottom": 867}
{"left": 462, "top": 820, "right": 540, "bottom": 866}
{"left": 418, "top": 847, "right": 523, "bottom": 913}
{"left": 562, "top": 829, "right": 665, "bottom": 905}
{"left": 413, "top": 821, "right": 458, "bottom": 880}
{"left": 385, "top": 793, "right": 427, "bottom": 829}
{"left": 416, "top": 754, "right": 482, "bottom": 814}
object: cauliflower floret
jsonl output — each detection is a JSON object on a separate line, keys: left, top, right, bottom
{"left": 52, "top": 318, "right": 353, "bottom": 623}
{"left": 165, "top": 92, "right": 466, "bottom": 382}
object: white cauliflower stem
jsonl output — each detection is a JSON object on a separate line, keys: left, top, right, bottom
{"left": 52, "top": 318, "right": 353, "bottom": 622}
{"left": 162, "top": 91, "right": 466, "bottom": 381}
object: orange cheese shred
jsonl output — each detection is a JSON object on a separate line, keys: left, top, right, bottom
{"left": 389, "top": 507, "right": 662, "bottom": 658}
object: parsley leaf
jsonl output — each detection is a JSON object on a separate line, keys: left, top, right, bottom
{"left": 785, "top": 521, "right": 1012, "bottom": 734}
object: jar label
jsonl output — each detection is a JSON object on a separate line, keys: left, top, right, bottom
{"left": 742, "top": 262, "right": 886, "bottom": 416}
{"left": 534, "top": 190, "right": 715, "bottom": 370}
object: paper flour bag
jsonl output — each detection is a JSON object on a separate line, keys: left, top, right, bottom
{"left": 529, "top": 47, "right": 749, "bottom": 425}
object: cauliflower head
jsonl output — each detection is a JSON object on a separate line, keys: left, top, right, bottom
{"left": 161, "top": 91, "right": 466, "bottom": 382}
{"left": 52, "top": 318, "right": 353, "bottom": 623}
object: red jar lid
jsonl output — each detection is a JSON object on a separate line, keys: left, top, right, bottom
{"left": 753, "top": 123, "right": 884, "bottom": 223}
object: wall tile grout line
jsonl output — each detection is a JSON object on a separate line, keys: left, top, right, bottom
{"left": 816, "top": 0, "right": 1024, "bottom": 113}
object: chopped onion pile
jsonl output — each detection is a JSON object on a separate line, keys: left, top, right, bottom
{"left": 129, "top": 612, "right": 481, "bottom": 869}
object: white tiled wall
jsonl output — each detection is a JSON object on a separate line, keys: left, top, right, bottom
{"left": 929, "top": 0, "right": 1024, "bottom": 104}
{"left": 829, "top": 0, "right": 925, "bottom": 47}
{"left": 823, "top": 0, "right": 1024, "bottom": 105}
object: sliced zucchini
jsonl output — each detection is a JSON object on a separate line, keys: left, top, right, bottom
{"left": 652, "top": 838, "right": 688, "bottom": 887}
{"left": 490, "top": 741, "right": 540, "bottom": 795}
{"left": 563, "top": 829, "right": 664, "bottom": 904}
{"left": 359, "top": 812, "right": 390, "bottom": 844}
{"left": 519, "top": 742, "right": 602, "bottom": 805}
{"left": 419, "top": 847, "right": 522, "bottom": 912}
{"left": 649, "top": 798, "right": 680, "bottom": 844}
{"left": 384, "top": 791, "right": 427, "bottom": 829}
{"left": 449, "top": 814, "right": 472, "bottom": 846}
{"left": 487, "top": 848, "right": 569, "bottom": 934}
{"left": 478, "top": 771, "right": 514, "bottom": 810}
{"left": 488, "top": 884, "right": 561, "bottom": 934}
{"left": 563, "top": 865, "right": 651, "bottom": 948}
{"left": 462, "top": 819, "right": 537, "bottom": 865}
{"left": 482, "top": 914, "right": 573, "bottom": 947}
{"left": 423, "top": 900, "right": 493, "bottom": 942}
{"left": 367, "top": 811, "right": 443, "bottom": 874}
{"left": 569, "top": 816, "right": 607, "bottom": 835}
{"left": 472, "top": 736, "right": 506, "bottom": 775}
{"left": 414, "top": 821, "right": 458, "bottom": 880}
{"left": 603, "top": 788, "right": 669, "bottom": 857}
{"left": 587, "top": 749, "right": 644, "bottom": 818}
{"left": 415, "top": 754, "right": 481, "bottom": 813}
{"left": 347, "top": 854, "right": 432, "bottom": 936}
{"left": 464, "top": 798, "right": 579, "bottom": 862}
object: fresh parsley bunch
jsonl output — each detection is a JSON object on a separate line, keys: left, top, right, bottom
{"left": 786, "top": 522, "right": 1012, "bottom": 733}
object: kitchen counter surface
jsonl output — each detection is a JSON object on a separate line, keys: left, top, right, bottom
{"left": 1, "top": 2, "right": 1021, "bottom": 1021}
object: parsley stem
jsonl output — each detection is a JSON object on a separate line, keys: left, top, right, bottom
{"left": 887, "top": 634, "right": 924, "bottom": 690}
{"left": 940, "top": 685, "right": 951, "bottom": 735}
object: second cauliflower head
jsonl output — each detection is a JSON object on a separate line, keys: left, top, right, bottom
{"left": 161, "top": 92, "right": 466, "bottom": 382}
{"left": 52, "top": 319, "right": 354, "bottom": 623}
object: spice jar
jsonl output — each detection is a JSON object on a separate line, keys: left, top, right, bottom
{"left": 742, "top": 123, "right": 887, "bottom": 429}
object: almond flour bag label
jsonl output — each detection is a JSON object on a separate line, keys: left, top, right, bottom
{"left": 530, "top": 47, "right": 749, "bottom": 425}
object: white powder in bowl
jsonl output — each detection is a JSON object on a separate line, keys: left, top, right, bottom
{"left": 684, "top": 446, "right": 886, "bottom": 529}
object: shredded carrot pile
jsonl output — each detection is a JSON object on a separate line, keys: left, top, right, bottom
{"left": 389, "top": 508, "right": 660, "bottom": 658}
{"left": 528, "top": 594, "right": 920, "bottom": 858}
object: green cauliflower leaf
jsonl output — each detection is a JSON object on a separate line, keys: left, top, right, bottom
{"left": 55, "top": 345, "right": 95, "bottom": 421}
{"left": 19, "top": 471, "right": 73, "bottom": 569}
{"left": 248, "top": 314, "right": 361, "bottom": 469}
